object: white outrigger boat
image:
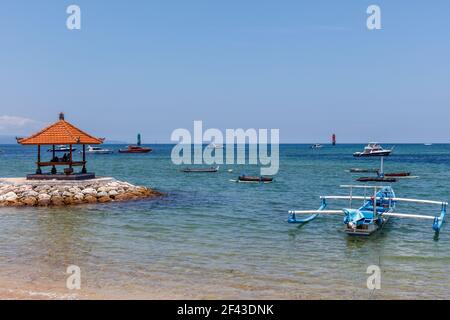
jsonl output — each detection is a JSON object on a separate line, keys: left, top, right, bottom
{"left": 288, "top": 185, "right": 447, "bottom": 236}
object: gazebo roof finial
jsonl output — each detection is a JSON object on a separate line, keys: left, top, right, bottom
{"left": 59, "top": 112, "right": 65, "bottom": 120}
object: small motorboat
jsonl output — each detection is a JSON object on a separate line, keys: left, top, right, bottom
{"left": 353, "top": 143, "right": 392, "bottom": 157}
{"left": 85, "top": 145, "right": 113, "bottom": 154}
{"left": 237, "top": 175, "right": 273, "bottom": 183}
{"left": 182, "top": 166, "right": 219, "bottom": 173}
{"left": 118, "top": 134, "right": 152, "bottom": 153}
{"left": 311, "top": 144, "right": 323, "bottom": 149}
{"left": 47, "top": 145, "right": 77, "bottom": 152}
{"left": 118, "top": 145, "right": 152, "bottom": 153}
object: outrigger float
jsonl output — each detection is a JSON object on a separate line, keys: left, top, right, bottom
{"left": 288, "top": 185, "right": 447, "bottom": 236}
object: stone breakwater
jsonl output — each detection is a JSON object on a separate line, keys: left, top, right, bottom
{"left": 0, "top": 178, "right": 163, "bottom": 207}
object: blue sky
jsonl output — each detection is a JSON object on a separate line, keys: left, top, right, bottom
{"left": 0, "top": 0, "right": 449, "bottom": 143}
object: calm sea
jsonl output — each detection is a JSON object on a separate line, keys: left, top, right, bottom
{"left": 0, "top": 144, "right": 449, "bottom": 299}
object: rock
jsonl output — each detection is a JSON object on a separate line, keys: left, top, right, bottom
{"left": 108, "top": 190, "right": 118, "bottom": 197}
{"left": 68, "top": 187, "right": 81, "bottom": 194}
{"left": 97, "top": 191, "right": 108, "bottom": 198}
{"left": 98, "top": 196, "right": 111, "bottom": 203}
{"left": 82, "top": 188, "right": 97, "bottom": 195}
{"left": 37, "top": 193, "right": 51, "bottom": 206}
{"left": 23, "top": 190, "right": 39, "bottom": 198}
{"left": 84, "top": 195, "right": 97, "bottom": 203}
{"left": 74, "top": 193, "right": 84, "bottom": 201}
{"left": 114, "top": 193, "right": 133, "bottom": 201}
{"left": 51, "top": 196, "right": 64, "bottom": 206}
{"left": 62, "top": 191, "right": 73, "bottom": 198}
{"left": 3, "top": 192, "right": 18, "bottom": 202}
{"left": 22, "top": 196, "right": 37, "bottom": 206}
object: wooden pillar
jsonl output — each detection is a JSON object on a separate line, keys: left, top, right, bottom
{"left": 82, "top": 145, "right": 87, "bottom": 173}
{"left": 36, "top": 145, "right": 42, "bottom": 174}
{"left": 51, "top": 144, "right": 56, "bottom": 174}
{"left": 69, "top": 145, "right": 73, "bottom": 168}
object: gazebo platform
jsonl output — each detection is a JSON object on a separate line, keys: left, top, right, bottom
{"left": 26, "top": 173, "right": 96, "bottom": 181}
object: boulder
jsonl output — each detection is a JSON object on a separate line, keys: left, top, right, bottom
{"left": 3, "top": 192, "right": 18, "bottom": 202}
{"left": 82, "top": 188, "right": 97, "bottom": 195}
{"left": 108, "top": 190, "right": 119, "bottom": 197}
{"left": 51, "top": 196, "right": 65, "bottom": 206}
{"left": 62, "top": 191, "right": 74, "bottom": 198}
{"left": 22, "top": 196, "right": 38, "bottom": 206}
{"left": 74, "top": 193, "right": 84, "bottom": 201}
{"left": 23, "top": 190, "right": 39, "bottom": 198}
{"left": 97, "top": 196, "right": 111, "bottom": 203}
{"left": 37, "top": 193, "right": 51, "bottom": 206}
{"left": 97, "top": 191, "right": 108, "bottom": 198}
{"left": 84, "top": 195, "right": 97, "bottom": 204}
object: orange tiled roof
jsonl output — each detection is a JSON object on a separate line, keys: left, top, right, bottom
{"left": 18, "top": 114, "right": 104, "bottom": 145}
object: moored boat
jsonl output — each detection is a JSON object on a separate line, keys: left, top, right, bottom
{"left": 118, "top": 145, "right": 152, "bottom": 153}
{"left": 47, "top": 145, "right": 77, "bottom": 152}
{"left": 288, "top": 185, "right": 447, "bottom": 237}
{"left": 353, "top": 143, "right": 392, "bottom": 157}
{"left": 182, "top": 166, "right": 219, "bottom": 173}
{"left": 85, "top": 145, "right": 114, "bottom": 154}
{"left": 311, "top": 144, "right": 323, "bottom": 149}
{"left": 118, "top": 134, "right": 152, "bottom": 153}
{"left": 237, "top": 175, "right": 273, "bottom": 183}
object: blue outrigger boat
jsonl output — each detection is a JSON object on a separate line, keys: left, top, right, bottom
{"left": 288, "top": 185, "right": 447, "bottom": 236}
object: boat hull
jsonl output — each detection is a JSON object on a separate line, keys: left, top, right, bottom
{"left": 353, "top": 151, "right": 391, "bottom": 157}
{"left": 357, "top": 176, "right": 397, "bottom": 182}
{"left": 345, "top": 217, "right": 388, "bottom": 236}
{"left": 118, "top": 148, "right": 152, "bottom": 153}
{"left": 238, "top": 176, "right": 273, "bottom": 183}
{"left": 182, "top": 167, "right": 219, "bottom": 173}
{"left": 384, "top": 172, "right": 410, "bottom": 177}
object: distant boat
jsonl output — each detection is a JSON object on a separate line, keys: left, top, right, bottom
{"left": 207, "top": 143, "right": 223, "bottom": 149}
{"left": 353, "top": 143, "right": 392, "bottom": 157}
{"left": 424, "top": 143, "right": 433, "bottom": 146}
{"left": 350, "top": 168, "right": 379, "bottom": 173}
{"left": 47, "top": 145, "right": 76, "bottom": 152}
{"left": 85, "top": 145, "right": 113, "bottom": 154}
{"left": 118, "top": 145, "right": 152, "bottom": 154}
{"left": 237, "top": 175, "right": 273, "bottom": 183}
{"left": 119, "top": 133, "right": 152, "bottom": 154}
{"left": 182, "top": 166, "right": 219, "bottom": 173}
{"left": 311, "top": 144, "right": 323, "bottom": 149}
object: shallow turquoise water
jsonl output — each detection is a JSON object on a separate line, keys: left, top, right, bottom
{"left": 0, "top": 144, "right": 449, "bottom": 299}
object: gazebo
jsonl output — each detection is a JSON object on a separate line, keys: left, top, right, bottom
{"left": 17, "top": 113, "right": 104, "bottom": 180}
